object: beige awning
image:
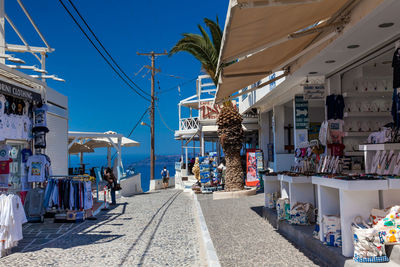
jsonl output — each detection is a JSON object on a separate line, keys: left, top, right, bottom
{"left": 68, "top": 143, "right": 95, "bottom": 154}
{"left": 215, "top": 0, "right": 384, "bottom": 101}
{"left": 219, "top": 0, "right": 354, "bottom": 64}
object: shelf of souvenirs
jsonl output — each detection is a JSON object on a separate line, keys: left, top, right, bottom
{"left": 344, "top": 151, "right": 364, "bottom": 156}
{"left": 312, "top": 174, "right": 400, "bottom": 190}
{"left": 342, "top": 91, "right": 392, "bottom": 98}
{"left": 343, "top": 111, "right": 391, "bottom": 118}
{"left": 344, "top": 131, "right": 373, "bottom": 137}
{"left": 359, "top": 143, "right": 400, "bottom": 151}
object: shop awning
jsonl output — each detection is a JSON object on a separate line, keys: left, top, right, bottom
{"left": 219, "top": 0, "right": 355, "bottom": 64}
{"left": 215, "top": 0, "right": 362, "bottom": 101}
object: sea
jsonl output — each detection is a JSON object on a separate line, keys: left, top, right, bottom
{"left": 69, "top": 154, "right": 177, "bottom": 192}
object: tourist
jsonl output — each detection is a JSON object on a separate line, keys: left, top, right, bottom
{"left": 161, "top": 166, "right": 170, "bottom": 189}
{"left": 103, "top": 167, "right": 117, "bottom": 205}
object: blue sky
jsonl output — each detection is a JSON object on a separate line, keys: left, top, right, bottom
{"left": 6, "top": 0, "right": 228, "bottom": 157}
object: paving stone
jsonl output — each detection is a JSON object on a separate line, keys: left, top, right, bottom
{"left": 197, "top": 193, "right": 321, "bottom": 267}
{"left": 0, "top": 189, "right": 202, "bottom": 266}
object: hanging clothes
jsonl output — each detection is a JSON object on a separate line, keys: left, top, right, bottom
{"left": 0, "top": 194, "right": 27, "bottom": 257}
{"left": 44, "top": 178, "right": 92, "bottom": 211}
{"left": 326, "top": 94, "right": 345, "bottom": 120}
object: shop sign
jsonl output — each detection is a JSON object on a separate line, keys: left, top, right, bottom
{"left": 295, "top": 95, "right": 309, "bottom": 129}
{"left": 199, "top": 100, "right": 237, "bottom": 120}
{"left": 0, "top": 80, "right": 42, "bottom": 102}
{"left": 303, "top": 84, "right": 325, "bottom": 100}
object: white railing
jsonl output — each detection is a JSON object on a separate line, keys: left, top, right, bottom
{"left": 179, "top": 117, "right": 199, "bottom": 131}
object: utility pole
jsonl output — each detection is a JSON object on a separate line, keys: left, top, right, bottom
{"left": 137, "top": 50, "right": 167, "bottom": 181}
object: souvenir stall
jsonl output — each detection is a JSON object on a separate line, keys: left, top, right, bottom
{"left": 197, "top": 153, "right": 221, "bottom": 193}
{"left": 305, "top": 43, "right": 400, "bottom": 263}
{"left": 0, "top": 80, "right": 49, "bottom": 256}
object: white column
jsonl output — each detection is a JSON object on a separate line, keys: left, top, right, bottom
{"left": 107, "top": 147, "right": 112, "bottom": 168}
{"left": 273, "top": 105, "right": 285, "bottom": 171}
{"left": 200, "top": 127, "right": 205, "bottom": 156}
{"left": 259, "top": 110, "right": 270, "bottom": 164}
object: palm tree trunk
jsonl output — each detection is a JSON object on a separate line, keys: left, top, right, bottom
{"left": 224, "top": 147, "right": 244, "bottom": 191}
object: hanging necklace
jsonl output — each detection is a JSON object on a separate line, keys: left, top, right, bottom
{"left": 385, "top": 152, "right": 395, "bottom": 170}
{"left": 378, "top": 152, "right": 386, "bottom": 169}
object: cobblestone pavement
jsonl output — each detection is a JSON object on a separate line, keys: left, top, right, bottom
{"left": 0, "top": 189, "right": 203, "bottom": 267}
{"left": 197, "top": 192, "right": 322, "bottom": 267}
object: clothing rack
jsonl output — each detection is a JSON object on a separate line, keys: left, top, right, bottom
{"left": 49, "top": 175, "right": 93, "bottom": 181}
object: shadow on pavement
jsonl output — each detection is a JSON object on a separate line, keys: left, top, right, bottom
{"left": 16, "top": 202, "right": 129, "bottom": 254}
{"left": 118, "top": 191, "right": 182, "bottom": 267}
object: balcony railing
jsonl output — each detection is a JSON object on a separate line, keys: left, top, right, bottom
{"left": 179, "top": 117, "right": 199, "bottom": 131}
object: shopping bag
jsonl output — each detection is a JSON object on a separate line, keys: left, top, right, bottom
{"left": 322, "top": 215, "right": 341, "bottom": 247}
{"left": 352, "top": 216, "right": 389, "bottom": 263}
{"left": 276, "top": 198, "right": 290, "bottom": 221}
{"left": 288, "top": 202, "right": 314, "bottom": 225}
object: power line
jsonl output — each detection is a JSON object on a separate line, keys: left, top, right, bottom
{"left": 67, "top": 0, "right": 150, "bottom": 98}
{"left": 127, "top": 107, "right": 149, "bottom": 138}
{"left": 156, "top": 104, "right": 174, "bottom": 133}
{"left": 58, "top": 0, "right": 150, "bottom": 102}
{"left": 157, "top": 77, "right": 197, "bottom": 95}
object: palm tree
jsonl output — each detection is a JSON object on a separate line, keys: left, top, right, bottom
{"left": 170, "top": 18, "right": 244, "bottom": 191}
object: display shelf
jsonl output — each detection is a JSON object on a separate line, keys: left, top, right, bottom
{"left": 359, "top": 143, "right": 400, "bottom": 151}
{"left": 387, "top": 178, "right": 400, "bottom": 189}
{"left": 280, "top": 175, "right": 312, "bottom": 184}
{"left": 312, "top": 176, "right": 385, "bottom": 257}
{"left": 343, "top": 91, "right": 392, "bottom": 98}
{"left": 344, "top": 131, "right": 372, "bottom": 137}
{"left": 344, "top": 151, "right": 364, "bottom": 156}
{"left": 262, "top": 174, "right": 278, "bottom": 182}
{"left": 312, "top": 176, "right": 388, "bottom": 191}
{"left": 343, "top": 112, "right": 391, "bottom": 118}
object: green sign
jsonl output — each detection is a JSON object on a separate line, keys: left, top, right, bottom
{"left": 295, "top": 95, "right": 309, "bottom": 129}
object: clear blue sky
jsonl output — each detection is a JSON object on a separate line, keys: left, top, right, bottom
{"left": 6, "top": 0, "right": 228, "bottom": 157}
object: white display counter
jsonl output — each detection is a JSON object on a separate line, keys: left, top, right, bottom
{"left": 262, "top": 175, "right": 279, "bottom": 208}
{"left": 312, "top": 176, "right": 389, "bottom": 257}
{"left": 278, "top": 175, "right": 315, "bottom": 209}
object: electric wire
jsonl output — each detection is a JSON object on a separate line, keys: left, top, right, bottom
{"left": 67, "top": 0, "right": 151, "bottom": 98}
{"left": 127, "top": 107, "right": 150, "bottom": 138}
{"left": 58, "top": 0, "right": 150, "bottom": 102}
{"left": 156, "top": 103, "right": 175, "bottom": 133}
{"left": 157, "top": 77, "right": 197, "bottom": 95}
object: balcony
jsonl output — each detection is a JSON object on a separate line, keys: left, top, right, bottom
{"left": 179, "top": 117, "right": 199, "bottom": 131}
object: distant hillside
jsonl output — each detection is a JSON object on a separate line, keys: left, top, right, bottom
{"left": 127, "top": 155, "right": 179, "bottom": 168}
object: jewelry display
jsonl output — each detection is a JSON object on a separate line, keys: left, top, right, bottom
{"left": 370, "top": 150, "right": 381, "bottom": 174}
{"left": 384, "top": 150, "right": 395, "bottom": 175}
{"left": 392, "top": 152, "right": 400, "bottom": 175}
{"left": 377, "top": 151, "right": 387, "bottom": 175}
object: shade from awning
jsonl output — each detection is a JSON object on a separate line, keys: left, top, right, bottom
{"left": 220, "top": 0, "right": 353, "bottom": 63}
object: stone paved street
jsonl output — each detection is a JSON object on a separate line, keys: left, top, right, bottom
{"left": 197, "top": 192, "right": 322, "bottom": 267}
{"left": 0, "top": 189, "right": 204, "bottom": 267}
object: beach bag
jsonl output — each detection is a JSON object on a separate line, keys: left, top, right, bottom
{"left": 276, "top": 198, "right": 290, "bottom": 221}
{"left": 266, "top": 192, "right": 279, "bottom": 209}
{"left": 352, "top": 216, "right": 389, "bottom": 263}
{"left": 289, "top": 202, "right": 314, "bottom": 225}
{"left": 374, "top": 206, "right": 400, "bottom": 245}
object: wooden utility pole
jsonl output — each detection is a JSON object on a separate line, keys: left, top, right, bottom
{"left": 137, "top": 51, "right": 167, "bottom": 181}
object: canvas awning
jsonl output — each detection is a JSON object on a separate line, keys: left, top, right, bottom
{"left": 84, "top": 136, "right": 140, "bottom": 148}
{"left": 219, "top": 0, "right": 356, "bottom": 64}
{"left": 215, "top": 0, "right": 364, "bottom": 101}
{"left": 68, "top": 143, "right": 95, "bottom": 154}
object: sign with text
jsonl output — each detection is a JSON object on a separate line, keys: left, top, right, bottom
{"left": 295, "top": 95, "right": 309, "bottom": 129}
{"left": 0, "top": 80, "right": 42, "bottom": 102}
{"left": 303, "top": 84, "right": 325, "bottom": 100}
{"left": 199, "top": 100, "right": 237, "bottom": 120}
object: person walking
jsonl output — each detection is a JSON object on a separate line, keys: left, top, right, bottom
{"left": 103, "top": 167, "right": 117, "bottom": 205}
{"left": 161, "top": 166, "right": 170, "bottom": 189}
